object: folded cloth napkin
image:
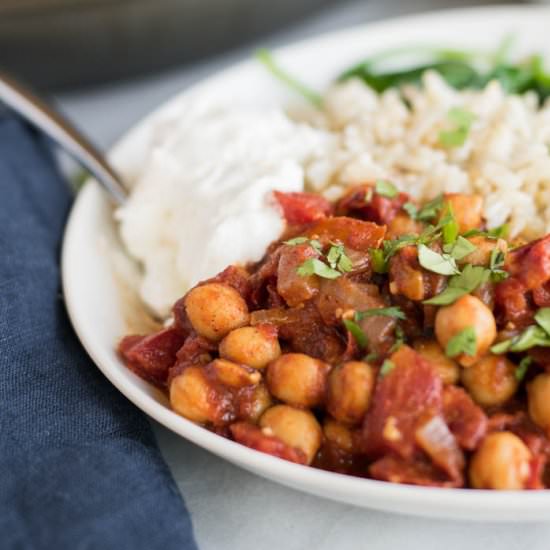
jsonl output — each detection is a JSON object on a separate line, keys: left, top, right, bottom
{"left": 0, "top": 115, "right": 197, "bottom": 550}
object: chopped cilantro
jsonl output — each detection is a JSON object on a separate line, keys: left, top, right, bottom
{"left": 403, "top": 202, "right": 419, "bottom": 219}
{"left": 375, "top": 179, "right": 398, "bottom": 198}
{"left": 443, "top": 235, "right": 477, "bottom": 260}
{"left": 370, "top": 248, "right": 389, "bottom": 273}
{"left": 445, "top": 326, "right": 477, "bottom": 357}
{"left": 439, "top": 107, "right": 476, "bottom": 148}
{"left": 423, "top": 264, "right": 490, "bottom": 305}
{"left": 355, "top": 306, "right": 406, "bottom": 321}
{"left": 515, "top": 356, "right": 532, "bottom": 382}
{"left": 380, "top": 359, "right": 396, "bottom": 377}
{"left": 416, "top": 195, "right": 445, "bottom": 222}
{"left": 327, "top": 244, "right": 353, "bottom": 273}
{"left": 417, "top": 244, "right": 460, "bottom": 276}
{"left": 343, "top": 319, "right": 368, "bottom": 349}
{"left": 297, "top": 258, "right": 341, "bottom": 279}
{"left": 534, "top": 307, "right": 550, "bottom": 336}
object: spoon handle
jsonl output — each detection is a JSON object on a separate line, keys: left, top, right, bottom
{"left": 0, "top": 72, "right": 127, "bottom": 205}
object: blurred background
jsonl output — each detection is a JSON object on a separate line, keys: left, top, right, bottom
{"left": 1, "top": 0, "right": 528, "bottom": 91}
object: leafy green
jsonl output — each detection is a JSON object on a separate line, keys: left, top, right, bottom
{"left": 439, "top": 107, "right": 476, "bottom": 148}
{"left": 370, "top": 248, "right": 388, "bottom": 273}
{"left": 284, "top": 236, "right": 322, "bottom": 254}
{"left": 375, "top": 179, "right": 398, "bottom": 198}
{"left": 416, "top": 195, "right": 445, "bottom": 222}
{"left": 534, "top": 307, "right": 550, "bottom": 336}
{"left": 445, "top": 327, "right": 477, "bottom": 358}
{"left": 402, "top": 202, "right": 419, "bottom": 219}
{"left": 343, "top": 319, "right": 368, "bottom": 349}
{"left": 380, "top": 359, "right": 396, "bottom": 377}
{"left": 355, "top": 306, "right": 406, "bottom": 321}
{"left": 389, "top": 325, "right": 406, "bottom": 354}
{"left": 255, "top": 49, "right": 323, "bottom": 107}
{"left": 417, "top": 244, "right": 460, "bottom": 276}
{"left": 364, "top": 351, "right": 379, "bottom": 363}
{"left": 337, "top": 40, "right": 550, "bottom": 104}
{"left": 490, "top": 324, "right": 550, "bottom": 354}
{"left": 442, "top": 207, "right": 459, "bottom": 245}
{"left": 423, "top": 264, "right": 490, "bottom": 305}
{"left": 443, "top": 236, "right": 477, "bottom": 260}
{"left": 489, "top": 248, "right": 508, "bottom": 282}
{"left": 327, "top": 244, "right": 353, "bottom": 273}
{"left": 515, "top": 356, "right": 532, "bottom": 382}
{"left": 297, "top": 258, "right": 341, "bottom": 279}
{"left": 462, "top": 224, "right": 509, "bottom": 239}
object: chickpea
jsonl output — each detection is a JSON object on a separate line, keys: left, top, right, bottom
{"left": 266, "top": 353, "right": 331, "bottom": 408}
{"left": 469, "top": 432, "right": 532, "bottom": 490}
{"left": 528, "top": 373, "right": 550, "bottom": 436}
{"left": 435, "top": 295, "right": 496, "bottom": 367}
{"left": 323, "top": 418, "right": 354, "bottom": 453}
{"left": 413, "top": 339, "right": 460, "bottom": 385}
{"left": 184, "top": 283, "right": 249, "bottom": 341}
{"left": 239, "top": 383, "right": 272, "bottom": 423}
{"left": 326, "top": 361, "right": 375, "bottom": 424}
{"left": 461, "top": 355, "right": 518, "bottom": 407}
{"left": 219, "top": 325, "right": 281, "bottom": 369}
{"left": 210, "top": 358, "right": 261, "bottom": 388}
{"left": 260, "top": 405, "right": 322, "bottom": 464}
{"left": 459, "top": 237, "right": 507, "bottom": 267}
{"left": 170, "top": 366, "right": 230, "bottom": 425}
{"left": 443, "top": 193, "right": 483, "bottom": 233}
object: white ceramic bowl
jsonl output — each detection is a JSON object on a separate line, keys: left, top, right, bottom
{"left": 62, "top": 4, "right": 550, "bottom": 521}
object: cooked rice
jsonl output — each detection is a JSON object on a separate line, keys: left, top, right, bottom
{"left": 300, "top": 71, "right": 550, "bottom": 239}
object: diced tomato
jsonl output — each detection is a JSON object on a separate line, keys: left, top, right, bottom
{"left": 369, "top": 455, "right": 463, "bottom": 488}
{"left": 305, "top": 216, "right": 386, "bottom": 252}
{"left": 118, "top": 327, "right": 186, "bottom": 387}
{"left": 442, "top": 385, "right": 487, "bottom": 451}
{"left": 277, "top": 243, "right": 320, "bottom": 307}
{"left": 230, "top": 422, "right": 307, "bottom": 465}
{"left": 361, "top": 346, "right": 442, "bottom": 459}
{"left": 336, "top": 184, "right": 409, "bottom": 225}
{"left": 274, "top": 191, "right": 333, "bottom": 225}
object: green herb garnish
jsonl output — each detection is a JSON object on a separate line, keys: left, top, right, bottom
{"left": 389, "top": 325, "right": 406, "bottom": 354}
{"left": 375, "top": 179, "right": 398, "bottom": 198}
{"left": 403, "top": 202, "right": 419, "bottom": 219}
{"left": 515, "top": 356, "right": 532, "bottom": 382}
{"left": 255, "top": 49, "right": 322, "bottom": 107}
{"left": 489, "top": 248, "right": 508, "bottom": 282}
{"left": 534, "top": 307, "right": 550, "bottom": 336}
{"left": 462, "top": 223, "right": 509, "bottom": 239}
{"left": 297, "top": 258, "right": 341, "bottom": 279}
{"left": 416, "top": 195, "right": 445, "bottom": 222}
{"left": 365, "top": 352, "right": 379, "bottom": 363}
{"left": 443, "top": 235, "right": 477, "bottom": 260}
{"left": 417, "top": 244, "right": 460, "bottom": 276}
{"left": 343, "top": 319, "right": 368, "bottom": 349}
{"left": 445, "top": 326, "right": 477, "bottom": 358}
{"left": 439, "top": 107, "right": 476, "bottom": 148}
{"left": 284, "top": 237, "right": 323, "bottom": 254}
{"left": 380, "top": 359, "right": 396, "bottom": 377}
{"left": 370, "top": 248, "right": 388, "bottom": 273}
{"left": 490, "top": 324, "right": 550, "bottom": 354}
{"left": 424, "top": 264, "right": 490, "bottom": 305}
{"left": 327, "top": 244, "right": 353, "bottom": 273}
{"left": 355, "top": 306, "right": 406, "bottom": 321}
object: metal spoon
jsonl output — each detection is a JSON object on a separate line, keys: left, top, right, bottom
{"left": 0, "top": 72, "right": 128, "bottom": 205}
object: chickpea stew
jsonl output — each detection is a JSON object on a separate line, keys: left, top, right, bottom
{"left": 119, "top": 183, "right": 550, "bottom": 490}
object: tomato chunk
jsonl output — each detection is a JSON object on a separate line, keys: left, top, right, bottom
{"left": 361, "top": 346, "right": 442, "bottom": 459}
{"left": 230, "top": 422, "right": 307, "bottom": 464}
{"left": 119, "top": 327, "right": 186, "bottom": 387}
{"left": 274, "top": 191, "right": 332, "bottom": 225}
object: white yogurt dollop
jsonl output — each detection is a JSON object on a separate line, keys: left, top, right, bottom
{"left": 116, "top": 96, "right": 332, "bottom": 318}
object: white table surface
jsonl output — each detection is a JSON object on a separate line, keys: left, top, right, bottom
{"left": 56, "top": 0, "right": 550, "bottom": 547}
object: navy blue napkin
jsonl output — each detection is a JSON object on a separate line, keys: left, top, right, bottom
{"left": 0, "top": 115, "right": 198, "bottom": 550}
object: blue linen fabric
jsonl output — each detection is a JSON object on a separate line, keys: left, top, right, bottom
{"left": 0, "top": 115, "right": 198, "bottom": 550}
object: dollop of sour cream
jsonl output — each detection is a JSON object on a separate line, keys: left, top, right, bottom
{"left": 116, "top": 96, "right": 332, "bottom": 318}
